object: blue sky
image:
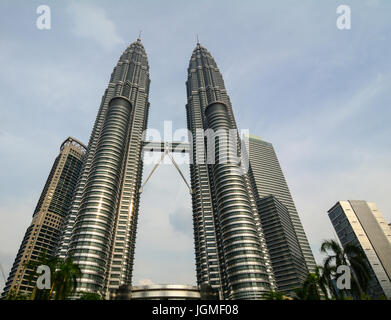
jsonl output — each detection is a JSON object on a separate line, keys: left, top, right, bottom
{"left": 0, "top": 0, "right": 390, "bottom": 288}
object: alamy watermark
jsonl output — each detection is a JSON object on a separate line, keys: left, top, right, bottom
{"left": 336, "top": 265, "right": 351, "bottom": 290}
{"left": 142, "top": 121, "right": 250, "bottom": 175}
{"left": 336, "top": 5, "right": 351, "bottom": 30}
{"left": 36, "top": 264, "right": 51, "bottom": 290}
{"left": 35, "top": 4, "right": 352, "bottom": 33}
{"left": 36, "top": 5, "right": 51, "bottom": 30}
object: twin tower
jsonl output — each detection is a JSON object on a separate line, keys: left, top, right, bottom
{"left": 16, "top": 38, "right": 315, "bottom": 300}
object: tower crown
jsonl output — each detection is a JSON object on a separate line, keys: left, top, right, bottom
{"left": 117, "top": 38, "right": 149, "bottom": 69}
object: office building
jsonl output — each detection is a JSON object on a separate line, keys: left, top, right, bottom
{"left": 257, "top": 195, "right": 308, "bottom": 295}
{"left": 328, "top": 200, "right": 391, "bottom": 299}
{"left": 245, "top": 134, "right": 316, "bottom": 274}
{"left": 58, "top": 38, "right": 151, "bottom": 297}
{"left": 185, "top": 42, "right": 275, "bottom": 299}
{"left": 2, "top": 137, "right": 86, "bottom": 297}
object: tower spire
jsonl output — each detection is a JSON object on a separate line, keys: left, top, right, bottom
{"left": 138, "top": 30, "right": 142, "bottom": 41}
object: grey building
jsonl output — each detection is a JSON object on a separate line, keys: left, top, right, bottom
{"left": 328, "top": 200, "right": 391, "bottom": 299}
{"left": 58, "top": 38, "right": 151, "bottom": 297}
{"left": 112, "top": 284, "right": 202, "bottom": 300}
{"left": 245, "top": 134, "right": 316, "bottom": 274}
{"left": 257, "top": 195, "right": 308, "bottom": 295}
{"left": 54, "top": 40, "right": 277, "bottom": 300}
{"left": 2, "top": 137, "right": 86, "bottom": 298}
{"left": 25, "top": 39, "right": 317, "bottom": 301}
{"left": 185, "top": 42, "right": 275, "bottom": 299}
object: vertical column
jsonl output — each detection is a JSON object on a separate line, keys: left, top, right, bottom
{"left": 205, "top": 102, "right": 271, "bottom": 299}
{"left": 69, "top": 97, "right": 132, "bottom": 293}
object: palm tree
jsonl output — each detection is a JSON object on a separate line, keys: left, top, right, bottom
{"left": 313, "top": 265, "right": 331, "bottom": 299}
{"left": 293, "top": 286, "right": 308, "bottom": 300}
{"left": 294, "top": 272, "right": 322, "bottom": 300}
{"left": 79, "top": 292, "right": 103, "bottom": 300}
{"left": 261, "top": 290, "right": 286, "bottom": 300}
{"left": 52, "top": 256, "right": 81, "bottom": 300}
{"left": 22, "top": 252, "right": 81, "bottom": 300}
{"left": 23, "top": 251, "right": 60, "bottom": 300}
{"left": 319, "top": 264, "right": 340, "bottom": 299}
{"left": 4, "top": 289, "right": 29, "bottom": 300}
{"left": 320, "top": 239, "right": 371, "bottom": 299}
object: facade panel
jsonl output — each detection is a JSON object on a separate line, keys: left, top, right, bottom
{"left": 58, "top": 39, "right": 151, "bottom": 297}
{"left": 245, "top": 134, "right": 316, "bottom": 274}
{"left": 257, "top": 195, "right": 308, "bottom": 295}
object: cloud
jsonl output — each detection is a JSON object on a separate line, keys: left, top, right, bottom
{"left": 169, "top": 207, "right": 193, "bottom": 236}
{"left": 67, "top": 2, "right": 124, "bottom": 49}
{"left": 132, "top": 161, "right": 196, "bottom": 285}
{"left": 266, "top": 72, "right": 391, "bottom": 265}
{"left": 1, "top": 0, "right": 390, "bottom": 287}
{"left": 293, "top": 154, "right": 391, "bottom": 266}
{"left": 0, "top": 199, "right": 36, "bottom": 291}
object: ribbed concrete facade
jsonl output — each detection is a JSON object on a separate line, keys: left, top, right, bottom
{"left": 245, "top": 134, "right": 316, "bottom": 274}
{"left": 2, "top": 137, "right": 86, "bottom": 298}
{"left": 58, "top": 39, "right": 150, "bottom": 297}
{"left": 328, "top": 200, "right": 391, "bottom": 299}
{"left": 186, "top": 43, "right": 275, "bottom": 299}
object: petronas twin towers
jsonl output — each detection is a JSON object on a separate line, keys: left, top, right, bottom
{"left": 4, "top": 37, "right": 316, "bottom": 300}
{"left": 58, "top": 38, "right": 151, "bottom": 294}
{"left": 186, "top": 43, "right": 276, "bottom": 299}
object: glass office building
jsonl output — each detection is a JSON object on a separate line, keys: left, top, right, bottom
{"left": 257, "top": 195, "right": 308, "bottom": 295}
{"left": 185, "top": 43, "right": 275, "bottom": 299}
{"left": 58, "top": 38, "right": 151, "bottom": 297}
{"left": 245, "top": 134, "right": 316, "bottom": 274}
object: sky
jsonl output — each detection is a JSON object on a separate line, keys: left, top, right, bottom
{"left": 0, "top": 0, "right": 390, "bottom": 289}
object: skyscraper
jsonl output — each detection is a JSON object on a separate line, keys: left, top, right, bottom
{"left": 186, "top": 42, "right": 275, "bottom": 299}
{"left": 245, "top": 134, "right": 316, "bottom": 274}
{"left": 328, "top": 200, "right": 391, "bottom": 299}
{"left": 2, "top": 137, "right": 86, "bottom": 298}
{"left": 58, "top": 38, "right": 150, "bottom": 297}
{"left": 256, "top": 195, "right": 308, "bottom": 295}
{"left": 4, "top": 39, "right": 317, "bottom": 301}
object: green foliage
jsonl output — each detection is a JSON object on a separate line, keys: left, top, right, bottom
{"left": 291, "top": 239, "right": 374, "bottom": 300}
{"left": 20, "top": 252, "right": 81, "bottom": 300}
{"left": 320, "top": 239, "right": 371, "bottom": 300}
{"left": 293, "top": 272, "right": 322, "bottom": 300}
{"left": 261, "top": 290, "right": 286, "bottom": 300}
{"left": 78, "top": 292, "right": 103, "bottom": 300}
{"left": 5, "top": 289, "right": 29, "bottom": 300}
{"left": 52, "top": 256, "right": 82, "bottom": 300}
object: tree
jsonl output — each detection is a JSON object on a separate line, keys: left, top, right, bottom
{"left": 22, "top": 252, "right": 81, "bottom": 300}
{"left": 4, "top": 289, "right": 29, "bottom": 300}
{"left": 52, "top": 255, "right": 81, "bottom": 300}
{"left": 261, "top": 290, "right": 287, "bottom": 300}
{"left": 320, "top": 239, "right": 371, "bottom": 299}
{"left": 23, "top": 251, "right": 60, "bottom": 300}
{"left": 79, "top": 292, "right": 103, "bottom": 300}
{"left": 293, "top": 272, "right": 322, "bottom": 300}
{"left": 199, "top": 283, "right": 219, "bottom": 300}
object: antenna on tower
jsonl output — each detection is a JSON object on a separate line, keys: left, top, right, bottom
{"left": 138, "top": 30, "right": 142, "bottom": 41}
{"left": 196, "top": 34, "right": 200, "bottom": 44}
